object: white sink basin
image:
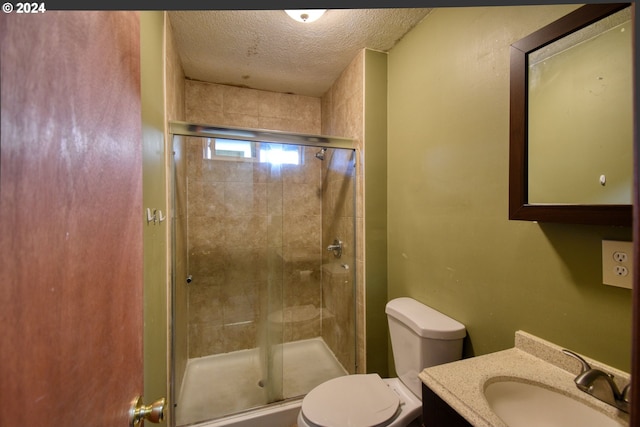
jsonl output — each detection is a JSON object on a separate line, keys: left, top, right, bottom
{"left": 484, "top": 380, "right": 624, "bottom": 427}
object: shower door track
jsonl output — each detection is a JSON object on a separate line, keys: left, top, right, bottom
{"left": 169, "top": 121, "right": 356, "bottom": 150}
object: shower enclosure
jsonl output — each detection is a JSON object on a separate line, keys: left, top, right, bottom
{"left": 169, "top": 122, "right": 357, "bottom": 426}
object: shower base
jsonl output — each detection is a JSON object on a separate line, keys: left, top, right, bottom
{"left": 177, "top": 337, "right": 347, "bottom": 426}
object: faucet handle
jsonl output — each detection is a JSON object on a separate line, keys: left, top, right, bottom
{"left": 562, "top": 349, "right": 592, "bottom": 374}
{"left": 621, "top": 383, "right": 631, "bottom": 403}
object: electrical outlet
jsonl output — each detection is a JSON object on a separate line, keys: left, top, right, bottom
{"left": 614, "top": 265, "right": 628, "bottom": 277}
{"left": 613, "top": 251, "right": 628, "bottom": 263}
{"left": 602, "top": 240, "right": 633, "bottom": 289}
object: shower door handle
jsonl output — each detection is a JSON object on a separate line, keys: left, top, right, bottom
{"left": 129, "top": 396, "right": 166, "bottom": 426}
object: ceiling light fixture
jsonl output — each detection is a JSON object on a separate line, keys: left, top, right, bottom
{"left": 284, "top": 9, "right": 327, "bottom": 23}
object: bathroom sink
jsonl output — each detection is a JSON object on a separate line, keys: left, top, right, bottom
{"left": 483, "top": 379, "right": 625, "bottom": 427}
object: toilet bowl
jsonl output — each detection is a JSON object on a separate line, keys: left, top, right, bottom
{"left": 297, "top": 297, "right": 466, "bottom": 427}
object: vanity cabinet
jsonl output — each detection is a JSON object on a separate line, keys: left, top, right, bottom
{"left": 422, "top": 384, "right": 472, "bottom": 427}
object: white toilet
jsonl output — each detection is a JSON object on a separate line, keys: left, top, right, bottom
{"left": 297, "top": 297, "right": 466, "bottom": 427}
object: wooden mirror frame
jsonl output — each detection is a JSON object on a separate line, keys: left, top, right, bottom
{"left": 509, "top": 2, "right": 633, "bottom": 226}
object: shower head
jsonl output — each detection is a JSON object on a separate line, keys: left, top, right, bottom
{"left": 315, "top": 148, "right": 327, "bottom": 160}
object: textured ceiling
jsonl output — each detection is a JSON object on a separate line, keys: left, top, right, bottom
{"left": 168, "top": 9, "right": 432, "bottom": 97}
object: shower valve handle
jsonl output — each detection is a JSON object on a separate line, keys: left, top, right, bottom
{"left": 327, "top": 239, "right": 343, "bottom": 258}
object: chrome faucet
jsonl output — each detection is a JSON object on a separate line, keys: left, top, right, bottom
{"left": 562, "top": 349, "right": 631, "bottom": 413}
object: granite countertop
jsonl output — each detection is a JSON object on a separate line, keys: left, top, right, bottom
{"left": 419, "top": 331, "right": 630, "bottom": 427}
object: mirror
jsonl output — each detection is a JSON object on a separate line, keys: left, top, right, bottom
{"left": 509, "top": 3, "right": 633, "bottom": 226}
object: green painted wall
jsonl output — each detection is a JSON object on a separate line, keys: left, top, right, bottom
{"left": 364, "top": 49, "right": 389, "bottom": 376}
{"left": 141, "top": 11, "right": 169, "bottom": 423}
{"left": 387, "top": 5, "right": 633, "bottom": 373}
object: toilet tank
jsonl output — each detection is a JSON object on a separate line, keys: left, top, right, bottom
{"left": 385, "top": 297, "right": 466, "bottom": 398}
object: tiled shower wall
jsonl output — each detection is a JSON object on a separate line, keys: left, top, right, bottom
{"left": 319, "top": 149, "right": 357, "bottom": 373}
{"left": 185, "top": 81, "right": 321, "bottom": 133}
{"left": 321, "top": 51, "right": 365, "bottom": 373}
{"left": 183, "top": 80, "right": 359, "bottom": 362}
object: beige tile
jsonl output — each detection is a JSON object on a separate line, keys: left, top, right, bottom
{"left": 223, "top": 112, "right": 261, "bottom": 129}
{"left": 224, "top": 291, "right": 258, "bottom": 325}
{"left": 188, "top": 180, "right": 225, "bottom": 217}
{"left": 224, "top": 215, "right": 268, "bottom": 248}
{"left": 193, "top": 158, "right": 254, "bottom": 184}
{"left": 224, "top": 321, "right": 258, "bottom": 352}
{"left": 267, "top": 182, "right": 283, "bottom": 216}
{"left": 186, "top": 81, "right": 224, "bottom": 123}
{"left": 223, "top": 85, "right": 260, "bottom": 116}
{"left": 189, "top": 322, "right": 225, "bottom": 358}
{"left": 283, "top": 183, "right": 321, "bottom": 217}
{"left": 223, "top": 247, "right": 268, "bottom": 283}
{"left": 253, "top": 161, "right": 270, "bottom": 183}
{"left": 284, "top": 261, "right": 321, "bottom": 308}
{"left": 224, "top": 182, "right": 267, "bottom": 216}
{"left": 188, "top": 246, "right": 229, "bottom": 280}
{"left": 267, "top": 215, "right": 283, "bottom": 248}
{"left": 282, "top": 162, "right": 320, "bottom": 186}
{"left": 282, "top": 215, "right": 322, "bottom": 254}
{"left": 188, "top": 216, "right": 226, "bottom": 250}
{"left": 188, "top": 284, "right": 224, "bottom": 325}
{"left": 257, "top": 91, "right": 289, "bottom": 119}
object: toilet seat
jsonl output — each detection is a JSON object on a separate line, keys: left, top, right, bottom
{"left": 300, "top": 374, "right": 401, "bottom": 427}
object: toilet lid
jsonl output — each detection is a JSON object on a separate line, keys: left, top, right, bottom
{"left": 301, "top": 374, "right": 400, "bottom": 427}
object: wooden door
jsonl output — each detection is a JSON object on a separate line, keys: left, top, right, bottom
{"left": 0, "top": 11, "right": 143, "bottom": 427}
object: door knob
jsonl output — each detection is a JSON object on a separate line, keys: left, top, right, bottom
{"left": 129, "top": 396, "right": 166, "bottom": 426}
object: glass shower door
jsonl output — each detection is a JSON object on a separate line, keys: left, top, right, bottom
{"left": 170, "top": 129, "right": 356, "bottom": 426}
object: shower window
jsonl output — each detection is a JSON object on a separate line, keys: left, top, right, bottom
{"left": 205, "top": 138, "right": 255, "bottom": 159}
{"left": 204, "top": 138, "right": 302, "bottom": 165}
{"left": 259, "top": 143, "right": 301, "bottom": 165}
